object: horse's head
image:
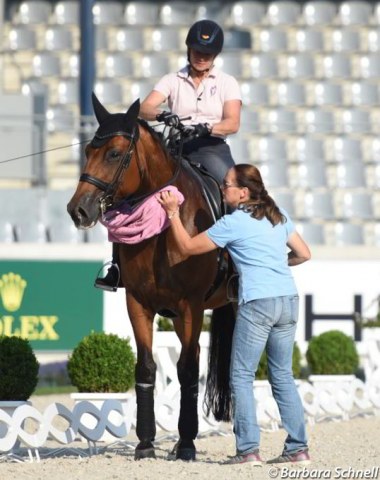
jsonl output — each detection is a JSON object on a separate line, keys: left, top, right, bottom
{"left": 67, "top": 93, "right": 140, "bottom": 229}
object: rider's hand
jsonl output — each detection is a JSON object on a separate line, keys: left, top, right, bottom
{"left": 156, "top": 111, "right": 180, "bottom": 128}
{"left": 193, "top": 123, "right": 211, "bottom": 138}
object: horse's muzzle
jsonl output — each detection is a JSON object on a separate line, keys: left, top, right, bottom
{"left": 67, "top": 193, "right": 101, "bottom": 229}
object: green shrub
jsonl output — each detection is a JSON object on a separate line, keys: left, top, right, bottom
{"left": 256, "top": 342, "right": 301, "bottom": 380}
{"left": 67, "top": 332, "right": 136, "bottom": 393}
{"left": 156, "top": 314, "right": 211, "bottom": 332}
{"left": 306, "top": 330, "right": 359, "bottom": 375}
{"left": 0, "top": 336, "right": 39, "bottom": 401}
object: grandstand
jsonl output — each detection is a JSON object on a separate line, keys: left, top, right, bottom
{"left": 1, "top": 0, "right": 380, "bottom": 246}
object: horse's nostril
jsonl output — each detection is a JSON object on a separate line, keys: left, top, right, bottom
{"left": 78, "top": 206, "right": 88, "bottom": 219}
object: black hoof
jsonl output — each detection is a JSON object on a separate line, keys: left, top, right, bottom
{"left": 134, "top": 441, "right": 156, "bottom": 460}
{"left": 168, "top": 440, "right": 196, "bottom": 461}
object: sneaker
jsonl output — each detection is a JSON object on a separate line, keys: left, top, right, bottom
{"left": 267, "top": 449, "right": 311, "bottom": 466}
{"left": 223, "top": 451, "right": 263, "bottom": 466}
{"left": 94, "top": 264, "right": 120, "bottom": 292}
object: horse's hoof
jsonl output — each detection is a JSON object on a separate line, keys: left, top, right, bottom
{"left": 168, "top": 440, "right": 196, "bottom": 461}
{"left": 134, "top": 442, "right": 156, "bottom": 460}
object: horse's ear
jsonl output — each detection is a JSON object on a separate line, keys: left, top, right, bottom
{"left": 124, "top": 98, "right": 140, "bottom": 125}
{"left": 92, "top": 92, "right": 110, "bottom": 124}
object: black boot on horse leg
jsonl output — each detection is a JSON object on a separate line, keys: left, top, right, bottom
{"left": 134, "top": 360, "right": 157, "bottom": 460}
{"left": 169, "top": 365, "right": 199, "bottom": 461}
{"left": 94, "top": 243, "right": 122, "bottom": 292}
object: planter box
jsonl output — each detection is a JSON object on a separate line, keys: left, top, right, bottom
{"left": 70, "top": 392, "right": 133, "bottom": 443}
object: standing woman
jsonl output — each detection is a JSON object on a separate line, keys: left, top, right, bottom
{"left": 95, "top": 19, "right": 242, "bottom": 290}
{"left": 158, "top": 163, "right": 311, "bottom": 466}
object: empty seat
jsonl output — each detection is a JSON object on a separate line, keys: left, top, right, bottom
{"left": 159, "top": 2, "right": 195, "bottom": 26}
{"left": 224, "top": 29, "right": 252, "bottom": 50}
{"left": 148, "top": 27, "right": 181, "bottom": 52}
{"left": 0, "top": 220, "right": 15, "bottom": 243}
{"left": 92, "top": 1, "right": 124, "bottom": 25}
{"left": 49, "top": 218, "right": 84, "bottom": 243}
{"left": 340, "top": 191, "right": 373, "bottom": 219}
{"left": 103, "top": 53, "right": 134, "bottom": 78}
{"left": 66, "top": 53, "right": 79, "bottom": 77}
{"left": 52, "top": 1, "right": 79, "bottom": 25}
{"left": 272, "top": 191, "right": 296, "bottom": 216}
{"left": 114, "top": 27, "right": 145, "bottom": 51}
{"left": 332, "top": 222, "right": 364, "bottom": 245}
{"left": 7, "top": 26, "right": 37, "bottom": 50}
{"left": 46, "top": 105, "right": 76, "bottom": 133}
{"left": 44, "top": 26, "right": 74, "bottom": 51}
{"left": 214, "top": 53, "right": 244, "bottom": 77}
{"left": 296, "top": 222, "right": 325, "bottom": 244}
{"left": 356, "top": 54, "right": 380, "bottom": 79}
{"left": 130, "top": 80, "right": 155, "bottom": 102}
{"left": 329, "top": 28, "right": 360, "bottom": 52}
{"left": 195, "top": 2, "right": 231, "bottom": 24}
{"left": 328, "top": 136, "right": 362, "bottom": 162}
{"left": 283, "top": 53, "right": 315, "bottom": 79}
{"left": 94, "top": 80, "right": 123, "bottom": 105}
{"left": 57, "top": 77, "right": 79, "bottom": 105}
{"left": 14, "top": 221, "right": 48, "bottom": 243}
{"left": 32, "top": 53, "right": 61, "bottom": 77}
{"left": 228, "top": 137, "right": 252, "bottom": 162}
{"left": 295, "top": 160, "right": 328, "bottom": 188}
{"left": 240, "top": 109, "right": 261, "bottom": 134}
{"left": 260, "top": 161, "right": 289, "bottom": 188}
{"left": 266, "top": 1, "right": 302, "bottom": 25}
{"left": 240, "top": 81, "right": 269, "bottom": 106}
{"left": 335, "top": 109, "right": 370, "bottom": 134}
{"left": 292, "top": 28, "right": 324, "bottom": 52}
{"left": 301, "top": 1, "right": 337, "bottom": 26}
{"left": 275, "top": 81, "right": 306, "bottom": 106}
{"left": 263, "top": 108, "right": 296, "bottom": 134}
{"left": 312, "top": 81, "right": 343, "bottom": 106}
{"left": 229, "top": 2, "right": 266, "bottom": 26}
{"left": 347, "top": 81, "right": 379, "bottom": 106}
{"left": 95, "top": 27, "right": 109, "bottom": 50}
{"left": 301, "top": 108, "right": 334, "bottom": 134}
{"left": 255, "top": 136, "right": 287, "bottom": 162}
{"left": 139, "top": 54, "right": 171, "bottom": 79}
{"left": 318, "top": 53, "right": 352, "bottom": 78}
{"left": 257, "top": 29, "right": 288, "bottom": 52}
{"left": 337, "top": 1, "right": 373, "bottom": 26}
{"left": 14, "top": 1, "right": 52, "bottom": 24}
{"left": 249, "top": 54, "right": 279, "bottom": 78}
{"left": 302, "top": 191, "right": 335, "bottom": 219}
{"left": 292, "top": 137, "right": 325, "bottom": 162}
{"left": 335, "top": 161, "right": 366, "bottom": 188}
{"left": 124, "top": 2, "right": 160, "bottom": 25}
{"left": 364, "top": 28, "right": 380, "bottom": 52}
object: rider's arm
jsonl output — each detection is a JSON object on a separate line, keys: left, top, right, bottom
{"left": 287, "top": 231, "right": 311, "bottom": 266}
{"left": 140, "top": 90, "right": 167, "bottom": 121}
{"left": 209, "top": 99, "right": 241, "bottom": 136}
{"left": 157, "top": 191, "right": 218, "bottom": 256}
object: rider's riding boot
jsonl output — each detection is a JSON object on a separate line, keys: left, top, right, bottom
{"left": 94, "top": 243, "right": 122, "bottom": 292}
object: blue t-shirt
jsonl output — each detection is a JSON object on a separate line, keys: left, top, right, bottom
{"left": 207, "top": 208, "right": 297, "bottom": 304}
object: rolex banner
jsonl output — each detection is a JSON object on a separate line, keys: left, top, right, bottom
{"left": 0, "top": 260, "right": 103, "bottom": 350}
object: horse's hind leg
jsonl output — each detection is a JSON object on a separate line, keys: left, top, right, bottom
{"left": 127, "top": 294, "right": 157, "bottom": 460}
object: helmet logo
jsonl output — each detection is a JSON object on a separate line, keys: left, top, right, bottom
{"left": 201, "top": 34, "right": 210, "bottom": 40}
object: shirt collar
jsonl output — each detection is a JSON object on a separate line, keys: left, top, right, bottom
{"left": 177, "top": 64, "right": 218, "bottom": 79}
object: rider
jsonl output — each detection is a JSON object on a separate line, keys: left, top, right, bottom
{"left": 95, "top": 19, "right": 242, "bottom": 291}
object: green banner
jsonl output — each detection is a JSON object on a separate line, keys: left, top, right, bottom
{"left": 0, "top": 261, "right": 103, "bottom": 350}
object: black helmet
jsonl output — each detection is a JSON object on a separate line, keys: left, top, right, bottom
{"left": 186, "top": 20, "right": 224, "bottom": 55}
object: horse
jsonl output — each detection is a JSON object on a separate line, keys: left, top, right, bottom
{"left": 67, "top": 93, "right": 235, "bottom": 461}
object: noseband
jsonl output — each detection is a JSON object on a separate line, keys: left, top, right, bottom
{"left": 79, "top": 128, "right": 137, "bottom": 213}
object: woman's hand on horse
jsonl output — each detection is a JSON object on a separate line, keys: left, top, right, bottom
{"left": 157, "top": 190, "right": 180, "bottom": 214}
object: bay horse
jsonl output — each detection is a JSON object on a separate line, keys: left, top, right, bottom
{"left": 67, "top": 93, "right": 234, "bottom": 461}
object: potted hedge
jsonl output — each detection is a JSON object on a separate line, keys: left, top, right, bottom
{"left": 67, "top": 331, "right": 136, "bottom": 442}
{"left": 0, "top": 336, "right": 39, "bottom": 443}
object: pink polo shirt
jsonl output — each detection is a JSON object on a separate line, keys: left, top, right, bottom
{"left": 153, "top": 65, "right": 242, "bottom": 138}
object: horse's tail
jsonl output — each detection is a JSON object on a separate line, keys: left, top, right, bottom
{"left": 204, "top": 303, "right": 236, "bottom": 422}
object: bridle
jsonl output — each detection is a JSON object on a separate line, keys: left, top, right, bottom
{"left": 79, "top": 122, "right": 181, "bottom": 214}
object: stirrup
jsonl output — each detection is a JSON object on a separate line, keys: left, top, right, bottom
{"left": 94, "top": 262, "right": 120, "bottom": 292}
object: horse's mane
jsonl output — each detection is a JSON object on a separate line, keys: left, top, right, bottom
{"left": 137, "top": 118, "right": 171, "bottom": 156}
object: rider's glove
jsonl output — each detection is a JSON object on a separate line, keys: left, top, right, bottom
{"left": 193, "top": 123, "right": 211, "bottom": 138}
{"left": 156, "top": 111, "right": 180, "bottom": 128}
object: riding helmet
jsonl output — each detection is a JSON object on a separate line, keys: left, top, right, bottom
{"left": 185, "top": 20, "right": 224, "bottom": 55}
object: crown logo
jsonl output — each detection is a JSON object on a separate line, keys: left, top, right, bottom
{"left": 0, "top": 272, "right": 27, "bottom": 312}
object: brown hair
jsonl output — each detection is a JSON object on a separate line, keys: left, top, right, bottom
{"left": 234, "top": 164, "right": 286, "bottom": 226}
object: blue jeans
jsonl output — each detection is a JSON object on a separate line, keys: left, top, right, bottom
{"left": 230, "top": 295, "right": 308, "bottom": 455}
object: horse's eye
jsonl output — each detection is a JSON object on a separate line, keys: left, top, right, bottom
{"left": 107, "top": 150, "right": 121, "bottom": 162}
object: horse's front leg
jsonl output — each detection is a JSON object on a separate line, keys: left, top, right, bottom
{"left": 170, "top": 302, "right": 204, "bottom": 461}
{"left": 127, "top": 293, "right": 157, "bottom": 460}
